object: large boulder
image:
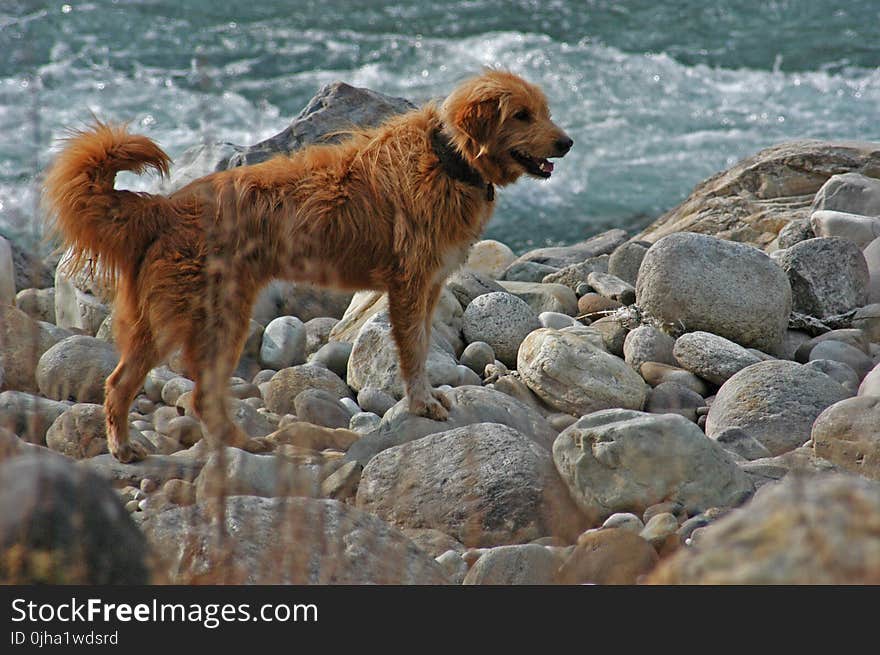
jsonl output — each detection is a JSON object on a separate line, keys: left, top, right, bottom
{"left": 345, "top": 385, "right": 557, "bottom": 466}
{"left": 0, "top": 390, "right": 68, "bottom": 445}
{"left": 518, "top": 328, "right": 648, "bottom": 416}
{"left": 812, "top": 396, "right": 880, "bottom": 480}
{"left": 35, "top": 335, "right": 119, "bottom": 404}
{"left": 143, "top": 495, "right": 448, "bottom": 584}
{"left": 356, "top": 423, "right": 588, "bottom": 547}
{"left": 706, "top": 360, "right": 849, "bottom": 456}
{"left": 774, "top": 237, "right": 868, "bottom": 318}
{"left": 648, "top": 474, "right": 880, "bottom": 584}
{"left": 0, "top": 455, "right": 148, "bottom": 583}
{"left": 636, "top": 140, "right": 880, "bottom": 248}
{"left": 635, "top": 233, "right": 791, "bottom": 352}
{"left": 553, "top": 410, "right": 753, "bottom": 525}
{"left": 347, "top": 311, "right": 459, "bottom": 399}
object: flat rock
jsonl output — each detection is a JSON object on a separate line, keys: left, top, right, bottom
{"left": 808, "top": 339, "right": 874, "bottom": 380}
{"left": 503, "top": 261, "right": 559, "bottom": 282}
{"left": 810, "top": 210, "right": 880, "bottom": 248}
{"left": 194, "top": 448, "right": 323, "bottom": 499}
{"left": 553, "top": 410, "right": 753, "bottom": 525}
{"left": 509, "top": 229, "right": 628, "bottom": 268}
{"left": 636, "top": 233, "right": 791, "bottom": 351}
{"left": 356, "top": 423, "right": 587, "bottom": 547}
{"left": 293, "top": 388, "right": 352, "bottom": 429}
{"left": 498, "top": 281, "right": 578, "bottom": 316}
{"left": 586, "top": 271, "right": 635, "bottom": 305}
{"left": 706, "top": 360, "right": 849, "bottom": 456}
{"left": 672, "top": 331, "right": 762, "bottom": 386}
{"left": 445, "top": 268, "right": 505, "bottom": 308}
{"left": 645, "top": 382, "right": 705, "bottom": 422}
{"left": 811, "top": 172, "right": 880, "bottom": 217}
{"left": 36, "top": 335, "right": 119, "bottom": 403}
{"left": 541, "top": 255, "right": 609, "bottom": 290}
{"left": 79, "top": 453, "right": 204, "bottom": 487}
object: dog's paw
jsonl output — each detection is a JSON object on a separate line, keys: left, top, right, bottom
{"left": 409, "top": 389, "right": 450, "bottom": 421}
{"left": 110, "top": 440, "right": 148, "bottom": 464}
{"left": 241, "top": 437, "right": 272, "bottom": 454}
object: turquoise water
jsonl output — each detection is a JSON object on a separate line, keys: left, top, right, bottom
{"left": 2, "top": 1, "right": 879, "bottom": 252}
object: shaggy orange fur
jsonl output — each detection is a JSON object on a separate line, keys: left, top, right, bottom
{"left": 44, "top": 69, "right": 572, "bottom": 463}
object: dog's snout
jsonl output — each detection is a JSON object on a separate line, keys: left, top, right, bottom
{"left": 555, "top": 135, "right": 573, "bottom": 156}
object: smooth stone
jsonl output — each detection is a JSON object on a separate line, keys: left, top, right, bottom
{"left": 462, "top": 292, "right": 540, "bottom": 367}
{"left": 713, "top": 426, "right": 773, "bottom": 461}
{"left": 163, "top": 415, "right": 203, "bottom": 447}
{"left": 14, "top": 287, "right": 55, "bottom": 324}
{"left": 608, "top": 241, "right": 649, "bottom": 286}
{"left": 265, "top": 421, "right": 359, "bottom": 451}
{"left": 194, "top": 447, "right": 322, "bottom": 499}
{"left": 639, "top": 513, "right": 680, "bottom": 549}
{"left": 0, "top": 305, "right": 64, "bottom": 393}
{"left": 462, "top": 544, "right": 565, "bottom": 585}
{"left": 356, "top": 423, "right": 587, "bottom": 547}
{"left": 859, "top": 362, "right": 880, "bottom": 396}
{"left": 553, "top": 410, "right": 753, "bottom": 525}
{"left": 811, "top": 172, "right": 880, "bottom": 217}
{"left": 464, "top": 239, "right": 516, "bottom": 279}
{"left": 635, "top": 233, "right": 791, "bottom": 352}
{"left": 623, "top": 325, "right": 677, "bottom": 371}
{"left": 557, "top": 529, "right": 658, "bottom": 585}
{"left": 263, "top": 363, "right": 352, "bottom": 415}
{"left": 672, "top": 331, "right": 762, "bottom": 386}
{"left": 645, "top": 382, "right": 705, "bottom": 422}
{"left": 309, "top": 340, "right": 352, "bottom": 380}
{"left": 459, "top": 341, "right": 495, "bottom": 377}
{"left": 865, "top": 237, "right": 880, "bottom": 304}
{"left": 810, "top": 209, "right": 880, "bottom": 248}
{"left": 294, "top": 388, "right": 352, "bottom": 429}
{"left": 639, "top": 362, "right": 710, "bottom": 396}
{"left": 587, "top": 316, "right": 628, "bottom": 356}
{"left": 706, "top": 360, "right": 849, "bottom": 456}
{"left": 809, "top": 339, "right": 874, "bottom": 380}
{"left": 259, "top": 316, "right": 307, "bottom": 370}
{"left": 444, "top": 268, "right": 506, "bottom": 307}
{"left": 541, "top": 255, "right": 610, "bottom": 290}
{"left": 576, "top": 292, "right": 622, "bottom": 317}
{"left": 852, "top": 304, "right": 880, "bottom": 342}
{"left": 503, "top": 261, "right": 559, "bottom": 283}
{"left": 586, "top": 271, "right": 635, "bottom": 305}
{"left": 160, "top": 377, "right": 195, "bottom": 406}
{"left": 509, "top": 229, "right": 627, "bottom": 268}
{"left": 518, "top": 328, "right": 648, "bottom": 416}
{"left": 795, "top": 329, "right": 870, "bottom": 362}
{"left": 538, "top": 311, "right": 579, "bottom": 330}
{"left": 356, "top": 386, "right": 396, "bottom": 417}
{"left": 349, "top": 411, "right": 381, "bottom": 433}
{"left": 777, "top": 218, "right": 815, "bottom": 249}
{"left": 0, "top": 390, "right": 69, "bottom": 445}
{"left": 303, "top": 316, "right": 338, "bottom": 357}
{"left": 812, "top": 396, "right": 880, "bottom": 480}
{"left": 36, "top": 335, "right": 118, "bottom": 404}
{"left": 498, "top": 280, "right": 579, "bottom": 316}
{"left": 402, "top": 528, "right": 466, "bottom": 558}
{"left": 601, "top": 512, "right": 645, "bottom": 534}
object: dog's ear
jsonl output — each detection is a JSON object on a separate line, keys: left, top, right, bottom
{"left": 453, "top": 98, "right": 500, "bottom": 153}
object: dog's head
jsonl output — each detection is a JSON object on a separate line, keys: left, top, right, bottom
{"left": 441, "top": 69, "right": 572, "bottom": 186}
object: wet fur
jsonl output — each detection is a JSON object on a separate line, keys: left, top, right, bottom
{"left": 43, "top": 70, "right": 571, "bottom": 462}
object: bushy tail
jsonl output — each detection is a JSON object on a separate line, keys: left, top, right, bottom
{"left": 43, "top": 121, "right": 172, "bottom": 288}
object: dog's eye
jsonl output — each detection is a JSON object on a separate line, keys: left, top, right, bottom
{"left": 514, "top": 109, "right": 531, "bottom": 122}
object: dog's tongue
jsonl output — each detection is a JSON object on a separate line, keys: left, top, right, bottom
{"left": 540, "top": 159, "right": 554, "bottom": 173}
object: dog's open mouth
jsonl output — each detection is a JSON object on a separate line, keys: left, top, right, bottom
{"left": 511, "top": 150, "right": 555, "bottom": 178}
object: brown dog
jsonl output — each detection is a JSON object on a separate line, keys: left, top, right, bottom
{"left": 44, "top": 69, "right": 572, "bottom": 463}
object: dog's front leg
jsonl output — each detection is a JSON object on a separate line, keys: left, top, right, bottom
{"left": 388, "top": 279, "right": 451, "bottom": 421}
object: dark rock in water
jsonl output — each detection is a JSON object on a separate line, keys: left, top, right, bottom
{"left": 0, "top": 455, "right": 149, "bottom": 583}
{"left": 161, "top": 82, "right": 415, "bottom": 193}
{"left": 636, "top": 140, "right": 880, "bottom": 248}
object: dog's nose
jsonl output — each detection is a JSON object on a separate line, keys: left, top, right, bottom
{"left": 555, "top": 136, "right": 573, "bottom": 155}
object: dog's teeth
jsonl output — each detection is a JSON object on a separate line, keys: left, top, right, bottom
{"left": 540, "top": 160, "right": 554, "bottom": 173}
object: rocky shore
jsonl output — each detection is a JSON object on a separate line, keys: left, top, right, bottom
{"left": 2, "top": 82, "right": 880, "bottom": 584}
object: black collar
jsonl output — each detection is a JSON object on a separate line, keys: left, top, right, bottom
{"left": 430, "top": 128, "right": 494, "bottom": 202}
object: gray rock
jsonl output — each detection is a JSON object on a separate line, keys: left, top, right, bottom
{"left": 0, "top": 455, "right": 148, "bottom": 583}
{"left": 445, "top": 268, "right": 506, "bottom": 308}
{"left": 356, "top": 386, "right": 396, "bottom": 417}
{"left": 303, "top": 317, "right": 339, "bottom": 357}
{"left": 356, "top": 423, "right": 587, "bottom": 547}
{"left": 160, "top": 376, "right": 194, "bottom": 406}
{"left": 498, "top": 281, "right": 578, "bottom": 316}
{"left": 462, "top": 292, "right": 540, "bottom": 367}
{"left": 462, "top": 544, "right": 565, "bottom": 585}
{"left": 804, "top": 359, "right": 860, "bottom": 395}
{"left": 795, "top": 329, "right": 870, "bottom": 362}
{"left": 0, "top": 305, "right": 62, "bottom": 392}
{"left": 608, "top": 242, "right": 649, "bottom": 286}
{"left": 775, "top": 237, "right": 868, "bottom": 318}
{"left": 309, "top": 341, "right": 352, "bottom": 381}
{"left": 0, "top": 237, "right": 14, "bottom": 305}
{"left": 53, "top": 264, "right": 109, "bottom": 336}
{"left": 637, "top": 140, "right": 880, "bottom": 249}
{"left": 639, "top": 513, "right": 680, "bottom": 549}
{"left": 538, "top": 311, "right": 579, "bottom": 330}
{"left": 163, "top": 415, "right": 203, "bottom": 447}
{"left": 347, "top": 311, "right": 459, "bottom": 398}
{"left": 623, "top": 325, "right": 677, "bottom": 371}
{"left": 811, "top": 172, "right": 880, "bottom": 217}
{"left": 345, "top": 385, "right": 557, "bottom": 466}
{"left": 553, "top": 410, "right": 753, "bottom": 525}
{"left": 636, "top": 233, "right": 792, "bottom": 352}
{"left": 503, "top": 261, "right": 560, "bottom": 282}
{"left": 865, "top": 237, "right": 880, "bottom": 304}
{"left": 810, "top": 210, "right": 880, "bottom": 248}
{"left": 143, "top": 366, "right": 176, "bottom": 403}
{"left": 809, "top": 340, "right": 873, "bottom": 380}
{"left": 0, "top": 390, "right": 69, "bottom": 445}
{"left": 518, "top": 328, "right": 648, "bottom": 416}
{"left": 142, "top": 495, "right": 449, "bottom": 584}
{"left": 713, "top": 426, "right": 774, "bottom": 461}
{"left": 15, "top": 287, "right": 55, "bottom": 324}
{"left": 812, "top": 396, "right": 880, "bottom": 480}
{"left": 645, "top": 382, "right": 705, "bottom": 422}
{"left": 860, "top": 362, "right": 880, "bottom": 396}
{"left": 588, "top": 317, "right": 629, "bottom": 356}
{"left": 259, "top": 316, "right": 307, "bottom": 370}
{"left": 79, "top": 452, "right": 204, "bottom": 487}
{"left": 648, "top": 474, "right": 880, "bottom": 584}
{"left": 586, "top": 271, "right": 636, "bottom": 305}
{"left": 706, "top": 360, "right": 849, "bottom": 456}
{"left": 36, "top": 335, "right": 119, "bottom": 403}
{"left": 194, "top": 448, "right": 322, "bottom": 499}
{"left": 777, "top": 218, "right": 816, "bottom": 249}
{"left": 459, "top": 341, "right": 495, "bottom": 376}
{"left": 349, "top": 411, "right": 381, "bottom": 433}
{"left": 509, "top": 229, "right": 628, "bottom": 268}
{"left": 402, "top": 529, "right": 466, "bottom": 558}
{"left": 672, "top": 331, "right": 762, "bottom": 386}
{"left": 540, "top": 255, "right": 609, "bottom": 290}
{"left": 557, "top": 527, "right": 658, "bottom": 584}
{"left": 263, "top": 363, "right": 352, "bottom": 415}
{"left": 294, "top": 388, "right": 351, "bottom": 429}
{"left": 639, "top": 361, "right": 710, "bottom": 395}
{"left": 852, "top": 304, "right": 880, "bottom": 342}
{"left": 45, "top": 403, "right": 112, "bottom": 459}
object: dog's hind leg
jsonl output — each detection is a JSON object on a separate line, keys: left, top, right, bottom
{"left": 105, "top": 323, "right": 159, "bottom": 463}
{"left": 388, "top": 279, "right": 450, "bottom": 421}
